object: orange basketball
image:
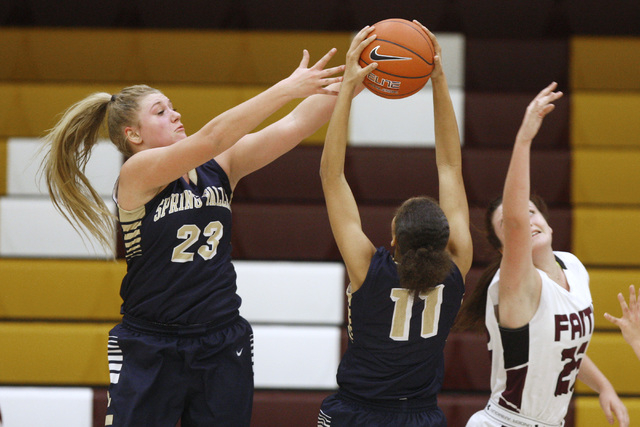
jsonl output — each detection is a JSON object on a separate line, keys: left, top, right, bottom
{"left": 359, "top": 19, "right": 435, "bottom": 99}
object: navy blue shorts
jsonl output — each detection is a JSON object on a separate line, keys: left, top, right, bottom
{"left": 105, "top": 315, "right": 254, "bottom": 427}
{"left": 318, "top": 393, "right": 446, "bottom": 427}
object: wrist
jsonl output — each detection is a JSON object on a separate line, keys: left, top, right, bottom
{"left": 272, "top": 78, "right": 298, "bottom": 101}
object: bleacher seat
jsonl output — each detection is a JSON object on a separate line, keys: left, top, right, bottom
{"left": 589, "top": 268, "right": 640, "bottom": 330}
{"left": 465, "top": 39, "right": 569, "bottom": 92}
{"left": 457, "top": 0, "right": 558, "bottom": 38}
{"left": 0, "top": 29, "right": 351, "bottom": 86}
{"left": 572, "top": 149, "right": 640, "bottom": 205}
{"left": 0, "top": 259, "right": 123, "bottom": 320}
{"left": 571, "top": 93, "right": 640, "bottom": 148}
{"left": 0, "top": 386, "right": 93, "bottom": 427}
{"left": 565, "top": 0, "right": 640, "bottom": 35}
{"left": 6, "top": 138, "right": 122, "bottom": 197}
{"left": 236, "top": 261, "right": 345, "bottom": 324}
{"left": 463, "top": 148, "right": 571, "bottom": 206}
{"left": 348, "top": 0, "right": 450, "bottom": 32}
{"left": 571, "top": 37, "right": 640, "bottom": 91}
{"left": 575, "top": 396, "right": 640, "bottom": 427}
{"left": 349, "top": 87, "right": 465, "bottom": 147}
{"left": 442, "top": 332, "right": 491, "bottom": 391}
{"left": 25, "top": 0, "right": 125, "bottom": 27}
{"left": 0, "top": 197, "right": 117, "bottom": 258}
{"left": 136, "top": 0, "right": 240, "bottom": 29}
{"left": 573, "top": 207, "right": 640, "bottom": 267}
{"left": 243, "top": 0, "right": 345, "bottom": 31}
{"left": 464, "top": 92, "right": 570, "bottom": 149}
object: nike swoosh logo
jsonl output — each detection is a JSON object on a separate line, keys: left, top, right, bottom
{"left": 236, "top": 348, "right": 243, "bottom": 356}
{"left": 369, "top": 46, "right": 412, "bottom": 62}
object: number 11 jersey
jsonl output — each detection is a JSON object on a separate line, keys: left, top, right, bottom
{"left": 337, "top": 246, "right": 465, "bottom": 404}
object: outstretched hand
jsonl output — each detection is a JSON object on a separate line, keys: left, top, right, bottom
{"left": 343, "top": 26, "right": 378, "bottom": 88}
{"left": 283, "top": 48, "right": 346, "bottom": 98}
{"left": 605, "top": 285, "right": 640, "bottom": 357}
{"left": 516, "top": 82, "right": 563, "bottom": 142}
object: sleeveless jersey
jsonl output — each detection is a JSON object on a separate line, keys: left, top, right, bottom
{"left": 484, "top": 251, "right": 594, "bottom": 425}
{"left": 115, "top": 159, "right": 240, "bottom": 326}
{"left": 336, "top": 247, "right": 465, "bottom": 404}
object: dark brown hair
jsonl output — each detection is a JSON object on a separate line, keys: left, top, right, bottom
{"left": 394, "top": 196, "right": 452, "bottom": 295}
{"left": 454, "top": 194, "right": 550, "bottom": 332}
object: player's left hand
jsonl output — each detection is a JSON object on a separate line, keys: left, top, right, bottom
{"left": 413, "top": 21, "right": 443, "bottom": 81}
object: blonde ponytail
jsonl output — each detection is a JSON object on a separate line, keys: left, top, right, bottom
{"left": 41, "top": 85, "right": 161, "bottom": 254}
{"left": 42, "top": 92, "right": 115, "bottom": 253}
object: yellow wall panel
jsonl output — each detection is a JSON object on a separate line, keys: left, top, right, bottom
{"left": 573, "top": 208, "right": 640, "bottom": 266}
{"left": 576, "top": 333, "right": 640, "bottom": 395}
{"left": 571, "top": 93, "right": 640, "bottom": 148}
{"left": 589, "top": 269, "right": 640, "bottom": 330}
{"left": 575, "top": 396, "right": 640, "bottom": 427}
{"left": 571, "top": 37, "right": 640, "bottom": 91}
{"left": 0, "top": 322, "right": 114, "bottom": 385}
{"left": 0, "top": 83, "right": 328, "bottom": 143}
{"left": 572, "top": 149, "right": 640, "bottom": 205}
{"left": 0, "top": 259, "right": 125, "bottom": 320}
{"left": 0, "top": 28, "right": 350, "bottom": 85}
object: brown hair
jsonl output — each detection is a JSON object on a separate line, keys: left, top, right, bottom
{"left": 41, "top": 85, "right": 161, "bottom": 253}
{"left": 454, "top": 194, "right": 550, "bottom": 332}
{"left": 394, "top": 196, "right": 452, "bottom": 295}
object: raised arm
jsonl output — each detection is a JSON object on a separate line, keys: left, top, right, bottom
{"left": 499, "top": 82, "right": 563, "bottom": 328}
{"left": 120, "top": 48, "right": 344, "bottom": 205}
{"left": 320, "top": 26, "right": 378, "bottom": 291}
{"left": 417, "top": 23, "right": 472, "bottom": 277}
{"left": 217, "top": 79, "right": 350, "bottom": 189}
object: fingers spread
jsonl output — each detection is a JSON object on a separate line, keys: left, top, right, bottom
{"left": 312, "top": 47, "right": 338, "bottom": 70}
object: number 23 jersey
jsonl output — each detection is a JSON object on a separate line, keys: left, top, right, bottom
{"left": 115, "top": 159, "right": 239, "bottom": 326}
{"left": 485, "top": 251, "right": 594, "bottom": 425}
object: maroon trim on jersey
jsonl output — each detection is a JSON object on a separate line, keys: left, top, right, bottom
{"left": 499, "top": 365, "right": 528, "bottom": 413}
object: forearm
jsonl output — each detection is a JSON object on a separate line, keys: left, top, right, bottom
{"left": 578, "top": 355, "right": 615, "bottom": 394}
{"left": 320, "top": 82, "right": 357, "bottom": 180}
{"left": 502, "top": 134, "right": 532, "bottom": 230}
{"left": 198, "top": 81, "right": 294, "bottom": 156}
{"left": 432, "top": 73, "right": 461, "bottom": 169}
{"left": 289, "top": 83, "right": 340, "bottom": 141}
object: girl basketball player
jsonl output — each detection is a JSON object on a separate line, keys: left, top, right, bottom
{"left": 317, "top": 24, "right": 473, "bottom": 427}
{"left": 456, "top": 83, "right": 629, "bottom": 427}
{"left": 42, "top": 49, "right": 344, "bottom": 426}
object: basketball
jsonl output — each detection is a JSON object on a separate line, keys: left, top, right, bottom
{"left": 359, "top": 19, "right": 435, "bottom": 99}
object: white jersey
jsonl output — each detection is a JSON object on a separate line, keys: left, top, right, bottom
{"left": 467, "top": 251, "right": 594, "bottom": 427}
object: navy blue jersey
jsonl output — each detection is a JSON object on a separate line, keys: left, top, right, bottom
{"left": 337, "top": 247, "right": 464, "bottom": 403}
{"left": 116, "top": 159, "right": 239, "bottom": 325}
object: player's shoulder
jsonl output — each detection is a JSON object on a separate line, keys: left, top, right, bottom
{"left": 554, "top": 251, "right": 585, "bottom": 270}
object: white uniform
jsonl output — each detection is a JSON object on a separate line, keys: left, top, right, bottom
{"left": 467, "top": 251, "right": 594, "bottom": 427}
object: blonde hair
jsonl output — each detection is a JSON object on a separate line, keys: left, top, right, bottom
{"left": 41, "top": 84, "right": 161, "bottom": 253}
